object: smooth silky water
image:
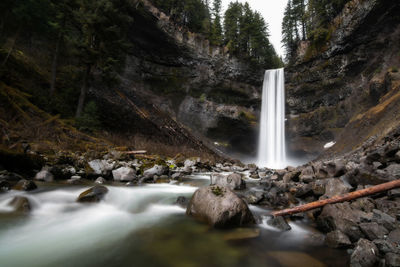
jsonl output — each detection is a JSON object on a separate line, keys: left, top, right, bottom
{"left": 0, "top": 175, "right": 347, "bottom": 267}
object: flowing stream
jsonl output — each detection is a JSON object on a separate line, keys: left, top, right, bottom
{"left": 0, "top": 175, "right": 346, "bottom": 267}
{"left": 258, "top": 68, "right": 287, "bottom": 169}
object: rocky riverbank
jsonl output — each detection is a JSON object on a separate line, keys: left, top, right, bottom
{"left": 1, "top": 126, "right": 400, "bottom": 266}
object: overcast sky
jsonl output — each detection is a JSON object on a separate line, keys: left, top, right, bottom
{"left": 221, "top": 0, "right": 288, "bottom": 57}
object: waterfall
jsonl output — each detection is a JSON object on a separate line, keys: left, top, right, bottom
{"left": 258, "top": 68, "right": 286, "bottom": 169}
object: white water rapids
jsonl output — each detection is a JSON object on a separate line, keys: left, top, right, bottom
{"left": 258, "top": 68, "right": 287, "bottom": 169}
{"left": 0, "top": 175, "right": 346, "bottom": 267}
{"left": 0, "top": 184, "right": 197, "bottom": 267}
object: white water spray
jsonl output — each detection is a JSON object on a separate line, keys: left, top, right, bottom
{"left": 258, "top": 68, "right": 287, "bottom": 169}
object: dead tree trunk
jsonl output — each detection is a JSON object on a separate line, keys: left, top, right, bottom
{"left": 75, "top": 64, "right": 91, "bottom": 118}
{"left": 50, "top": 30, "right": 63, "bottom": 96}
{"left": 271, "top": 179, "right": 400, "bottom": 217}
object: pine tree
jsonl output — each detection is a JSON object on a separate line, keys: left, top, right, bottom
{"left": 73, "top": 0, "right": 133, "bottom": 117}
{"left": 0, "top": 0, "right": 52, "bottom": 67}
{"left": 224, "top": 2, "right": 242, "bottom": 53}
{"left": 210, "top": 0, "right": 223, "bottom": 45}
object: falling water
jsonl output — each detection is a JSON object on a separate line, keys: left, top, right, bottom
{"left": 258, "top": 68, "right": 286, "bottom": 169}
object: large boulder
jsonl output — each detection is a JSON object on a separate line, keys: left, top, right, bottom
{"left": 186, "top": 186, "right": 255, "bottom": 228}
{"left": 112, "top": 167, "right": 136, "bottom": 182}
{"left": 350, "top": 239, "right": 378, "bottom": 267}
{"left": 317, "top": 203, "right": 364, "bottom": 241}
{"left": 77, "top": 185, "right": 108, "bottom": 203}
{"left": 34, "top": 169, "right": 54, "bottom": 182}
{"left": 210, "top": 173, "right": 245, "bottom": 190}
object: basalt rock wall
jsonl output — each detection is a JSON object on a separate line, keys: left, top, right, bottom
{"left": 285, "top": 0, "right": 400, "bottom": 158}
{"left": 97, "top": 0, "right": 265, "bottom": 157}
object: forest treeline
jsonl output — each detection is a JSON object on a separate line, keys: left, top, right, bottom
{"left": 150, "top": 0, "right": 282, "bottom": 68}
{"left": 0, "top": 0, "right": 281, "bottom": 125}
{"left": 0, "top": 0, "right": 135, "bottom": 121}
{"left": 282, "top": 0, "right": 350, "bottom": 62}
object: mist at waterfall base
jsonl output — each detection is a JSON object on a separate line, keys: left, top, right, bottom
{"left": 257, "top": 68, "right": 305, "bottom": 169}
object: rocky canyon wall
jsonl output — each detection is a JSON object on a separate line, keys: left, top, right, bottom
{"left": 285, "top": 0, "right": 400, "bottom": 158}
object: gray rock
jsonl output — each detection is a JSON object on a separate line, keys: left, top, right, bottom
{"left": 77, "top": 186, "right": 108, "bottom": 203}
{"left": 112, "top": 167, "right": 136, "bottom": 182}
{"left": 244, "top": 190, "right": 264, "bottom": 204}
{"left": 395, "top": 151, "right": 400, "bottom": 162}
{"left": 388, "top": 229, "right": 400, "bottom": 246}
{"left": 385, "top": 253, "right": 400, "bottom": 267}
{"left": 350, "top": 239, "right": 378, "bottom": 267}
{"left": 359, "top": 222, "right": 389, "bottom": 240}
{"left": 95, "top": 177, "right": 107, "bottom": 184}
{"left": 373, "top": 239, "right": 398, "bottom": 254}
{"left": 311, "top": 180, "right": 326, "bottom": 196}
{"left": 143, "top": 165, "right": 168, "bottom": 178}
{"left": 375, "top": 197, "right": 400, "bottom": 218}
{"left": 326, "top": 230, "right": 352, "bottom": 248}
{"left": 386, "top": 164, "right": 400, "bottom": 178}
{"left": 326, "top": 160, "right": 346, "bottom": 177}
{"left": 184, "top": 159, "right": 197, "bottom": 168}
{"left": 176, "top": 196, "right": 189, "bottom": 208}
{"left": 8, "top": 196, "right": 31, "bottom": 213}
{"left": 267, "top": 216, "right": 291, "bottom": 231}
{"left": 321, "top": 178, "right": 351, "bottom": 199}
{"left": 186, "top": 186, "right": 255, "bottom": 228}
{"left": 88, "top": 159, "right": 115, "bottom": 176}
{"left": 317, "top": 203, "right": 364, "bottom": 241}
{"left": 388, "top": 188, "right": 400, "bottom": 199}
{"left": 293, "top": 183, "right": 312, "bottom": 198}
{"left": 372, "top": 209, "right": 396, "bottom": 231}
{"left": 210, "top": 173, "right": 245, "bottom": 190}
{"left": 34, "top": 169, "right": 54, "bottom": 182}
{"left": 171, "top": 172, "right": 182, "bottom": 180}
{"left": 13, "top": 179, "right": 37, "bottom": 191}
{"left": 351, "top": 198, "right": 376, "bottom": 212}
{"left": 283, "top": 171, "right": 300, "bottom": 183}
{"left": 299, "top": 166, "right": 315, "bottom": 183}
{"left": 0, "top": 180, "right": 11, "bottom": 192}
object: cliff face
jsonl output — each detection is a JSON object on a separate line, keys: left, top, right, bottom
{"left": 285, "top": 0, "right": 400, "bottom": 158}
{"left": 95, "top": 1, "right": 265, "bottom": 156}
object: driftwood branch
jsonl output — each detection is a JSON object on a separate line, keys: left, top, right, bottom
{"left": 123, "top": 150, "right": 147, "bottom": 155}
{"left": 271, "top": 179, "right": 400, "bottom": 217}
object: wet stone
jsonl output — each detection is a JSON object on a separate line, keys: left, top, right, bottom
{"left": 267, "top": 216, "right": 291, "bottom": 231}
{"left": 77, "top": 185, "right": 108, "bottom": 203}
{"left": 8, "top": 196, "right": 31, "bottom": 213}
{"left": 13, "top": 179, "right": 37, "bottom": 191}
{"left": 325, "top": 230, "right": 352, "bottom": 248}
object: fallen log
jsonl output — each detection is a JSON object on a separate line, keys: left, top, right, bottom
{"left": 123, "top": 150, "right": 147, "bottom": 155}
{"left": 271, "top": 179, "right": 400, "bottom": 217}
